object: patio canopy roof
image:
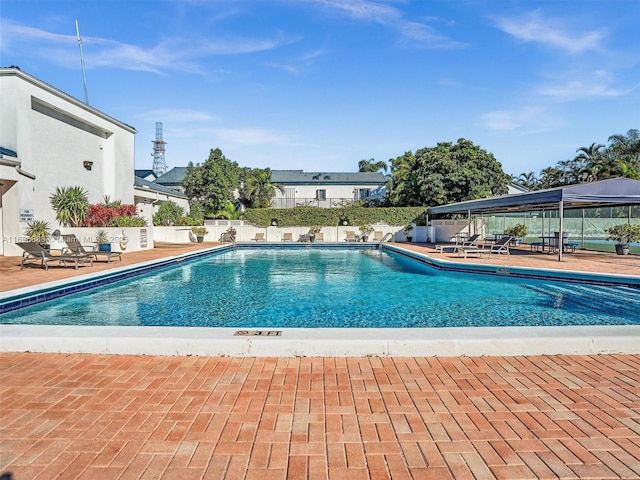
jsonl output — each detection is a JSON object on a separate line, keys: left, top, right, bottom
{"left": 427, "top": 178, "right": 640, "bottom": 216}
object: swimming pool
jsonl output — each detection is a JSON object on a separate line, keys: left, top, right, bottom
{"left": 3, "top": 247, "right": 639, "bottom": 328}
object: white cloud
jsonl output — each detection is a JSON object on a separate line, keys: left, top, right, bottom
{"left": 536, "top": 80, "right": 628, "bottom": 100}
{"left": 301, "top": 0, "right": 464, "bottom": 48}
{"left": 480, "top": 106, "right": 565, "bottom": 132}
{"left": 0, "top": 20, "right": 291, "bottom": 74}
{"left": 493, "top": 11, "right": 605, "bottom": 54}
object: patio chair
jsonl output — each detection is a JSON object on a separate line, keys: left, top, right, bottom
{"left": 17, "top": 242, "right": 94, "bottom": 270}
{"left": 252, "top": 232, "right": 265, "bottom": 242}
{"left": 345, "top": 231, "right": 358, "bottom": 242}
{"left": 457, "top": 235, "right": 513, "bottom": 258}
{"left": 281, "top": 232, "right": 293, "bottom": 242}
{"left": 373, "top": 231, "right": 384, "bottom": 242}
{"left": 62, "top": 234, "right": 122, "bottom": 263}
{"left": 435, "top": 234, "right": 480, "bottom": 253}
{"left": 314, "top": 232, "right": 324, "bottom": 242}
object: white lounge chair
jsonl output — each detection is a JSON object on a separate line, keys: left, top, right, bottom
{"left": 457, "top": 235, "right": 513, "bottom": 258}
{"left": 435, "top": 234, "right": 480, "bottom": 253}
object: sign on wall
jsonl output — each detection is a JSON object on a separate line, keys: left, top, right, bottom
{"left": 19, "top": 209, "right": 34, "bottom": 222}
{"left": 140, "top": 228, "right": 147, "bottom": 248}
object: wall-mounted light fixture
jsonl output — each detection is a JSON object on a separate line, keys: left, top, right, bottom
{"left": 83, "top": 161, "right": 94, "bottom": 171}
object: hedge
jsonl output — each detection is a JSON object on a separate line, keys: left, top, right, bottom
{"left": 243, "top": 206, "right": 426, "bottom": 228}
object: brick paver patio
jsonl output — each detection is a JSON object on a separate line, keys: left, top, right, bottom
{"left": 1, "top": 243, "right": 639, "bottom": 479}
{"left": 1, "top": 353, "right": 639, "bottom": 479}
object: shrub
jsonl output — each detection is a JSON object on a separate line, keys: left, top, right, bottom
{"left": 153, "top": 201, "right": 184, "bottom": 226}
{"left": 504, "top": 223, "right": 528, "bottom": 238}
{"left": 605, "top": 223, "right": 640, "bottom": 244}
{"left": 50, "top": 186, "right": 89, "bottom": 227}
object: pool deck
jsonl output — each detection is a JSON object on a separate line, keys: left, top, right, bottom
{"left": 1, "top": 243, "right": 640, "bottom": 479}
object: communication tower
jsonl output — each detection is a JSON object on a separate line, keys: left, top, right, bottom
{"left": 151, "top": 122, "right": 167, "bottom": 176}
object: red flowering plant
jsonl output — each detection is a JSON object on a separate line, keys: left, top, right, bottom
{"left": 84, "top": 204, "right": 140, "bottom": 227}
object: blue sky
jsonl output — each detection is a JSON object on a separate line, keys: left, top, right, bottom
{"left": 2, "top": 0, "right": 638, "bottom": 177}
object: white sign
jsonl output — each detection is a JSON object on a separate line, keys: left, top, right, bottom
{"left": 19, "top": 209, "right": 34, "bottom": 222}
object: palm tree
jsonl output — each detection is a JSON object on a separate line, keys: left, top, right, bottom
{"left": 358, "top": 158, "right": 388, "bottom": 173}
{"left": 608, "top": 129, "right": 640, "bottom": 180}
{"left": 516, "top": 172, "right": 540, "bottom": 190}
{"left": 574, "top": 142, "right": 604, "bottom": 182}
{"left": 243, "top": 168, "right": 285, "bottom": 208}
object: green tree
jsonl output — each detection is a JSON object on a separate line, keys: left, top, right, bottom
{"left": 388, "top": 151, "right": 421, "bottom": 206}
{"left": 239, "top": 168, "right": 284, "bottom": 208}
{"left": 358, "top": 158, "right": 388, "bottom": 173}
{"left": 181, "top": 148, "right": 240, "bottom": 217}
{"left": 391, "top": 139, "right": 509, "bottom": 207}
{"left": 608, "top": 129, "right": 640, "bottom": 180}
{"left": 153, "top": 200, "right": 184, "bottom": 226}
{"left": 49, "top": 186, "right": 89, "bottom": 227}
{"left": 515, "top": 172, "right": 540, "bottom": 190}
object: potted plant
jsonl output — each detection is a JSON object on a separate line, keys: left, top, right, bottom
{"left": 95, "top": 229, "right": 111, "bottom": 252}
{"left": 359, "top": 224, "right": 373, "bottom": 242}
{"left": 191, "top": 226, "right": 208, "bottom": 243}
{"left": 403, "top": 224, "right": 414, "bottom": 242}
{"left": 308, "top": 225, "right": 321, "bottom": 242}
{"left": 25, "top": 220, "right": 52, "bottom": 249}
{"left": 605, "top": 223, "right": 640, "bottom": 255}
{"left": 504, "top": 223, "right": 528, "bottom": 242}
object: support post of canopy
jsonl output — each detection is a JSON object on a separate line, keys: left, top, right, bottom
{"left": 558, "top": 201, "right": 564, "bottom": 261}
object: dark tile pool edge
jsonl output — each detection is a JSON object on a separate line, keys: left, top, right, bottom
{"left": 383, "top": 244, "right": 640, "bottom": 287}
{"left": 0, "top": 245, "right": 234, "bottom": 314}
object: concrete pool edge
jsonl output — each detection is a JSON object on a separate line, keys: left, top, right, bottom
{"left": 1, "top": 325, "right": 639, "bottom": 357}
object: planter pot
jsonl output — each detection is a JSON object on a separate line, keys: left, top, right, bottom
{"left": 309, "top": 235, "right": 315, "bottom": 243}
{"left": 196, "top": 236, "right": 204, "bottom": 243}
{"left": 98, "top": 243, "right": 111, "bottom": 252}
{"left": 615, "top": 243, "right": 630, "bottom": 255}
{"left": 406, "top": 237, "right": 412, "bottom": 243}
{"left": 362, "top": 235, "right": 369, "bottom": 242}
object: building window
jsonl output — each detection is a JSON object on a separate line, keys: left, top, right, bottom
{"left": 316, "top": 189, "right": 326, "bottom": 201}
{"left": 356, "top": 188, "right": 371, "bottom": 200}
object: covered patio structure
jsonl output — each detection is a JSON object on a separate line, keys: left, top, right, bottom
{"left": 426, "top": 177, "right": 640, "bottom": 261}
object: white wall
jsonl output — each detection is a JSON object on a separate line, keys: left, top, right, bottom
{"left": 153, "top": 224, "right": 412, "bottom": 243}
{"left": 0, "top": 68, "right": 137, "bottom": 256}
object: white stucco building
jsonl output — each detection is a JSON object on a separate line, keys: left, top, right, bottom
{"left": 0, "top": 67, "right": 187, "bottom": 256}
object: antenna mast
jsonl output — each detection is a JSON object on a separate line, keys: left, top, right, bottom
{"left": 151, "top": 122, "right": 167, "bottom": 176}
{"left": 75, "top": 19, "right": 89, "bottom": 104}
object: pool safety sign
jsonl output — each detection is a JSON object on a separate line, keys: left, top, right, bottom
{"left": 234, "top": 330, "right": 282, "bottom": 336}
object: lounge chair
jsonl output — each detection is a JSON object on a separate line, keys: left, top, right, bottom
{"left": 345, "top": 231, "right": 358, "bottom": 242}
{"left": 314, "top": 232, "right": 324, "bottom": 242}
{"left": 282, "top": 232, "right": 293, "bottom": 242}
{"left": 373, "top": 231, "right": 384, "bottom": 242}
{"left": 62, "top": 234, "right": 122, "bottom": 263}
{"left": 17, "top": 242, "right": 94, "bottom": 270}
{"left": 252, "top": 232, "right": 265, "bottom": 242}
{"left": 435, "top": 234, "right": 480, "bottom": 253}
{"left": 457, "top": 235, "right": 513, "bottom": 258}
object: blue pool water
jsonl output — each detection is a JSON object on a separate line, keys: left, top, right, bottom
{"left": 2, "top": 248, "right": 639, "bottom": 327}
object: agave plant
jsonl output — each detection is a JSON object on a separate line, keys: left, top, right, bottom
{"left": 49, "top": 186, "right": 89, "bottom": 227}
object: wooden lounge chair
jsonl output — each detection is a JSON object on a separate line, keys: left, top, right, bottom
{"left": 281, "top": 232, "right": 293, "bottom": 242}
{"left": 62, "top": 234, "right": 122, "bottom": 263}
{"left": 314, "top": 232, "right": 324, "bottom": 242}
{"left": 435, "top": 234, "right": 480, "bottom": 253}
{"left": 373, "top": 231, "right": 384, "bottom": 242}
{"left": 457, "top": 235, "right": 513, "bottom": 258}
{"left": 252, "top": 232, "right": 265, "bottom": 242}
{"left": 17, "top": 242, "right": 94, "bottom": 270}
{"left": 345, "top": 231, "right": 359, "bottom": 242}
